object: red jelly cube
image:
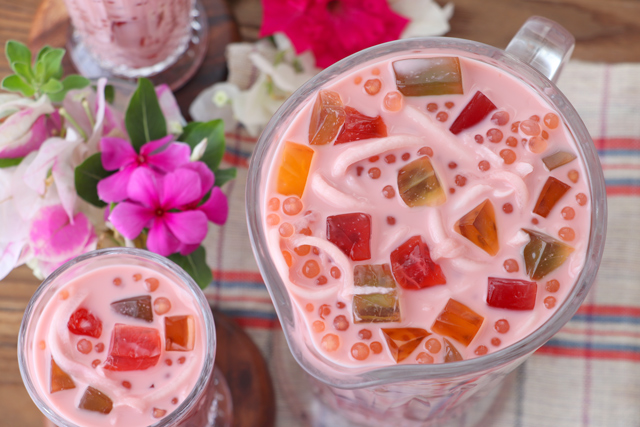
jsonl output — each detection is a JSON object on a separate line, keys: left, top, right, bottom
{"left": 326, "top": 213, "right": 372, "bottom": 261}
{"left": 449, "top": 91, "right": 497, "bottom": 135}
{"left": 68, "top": 308, "right": 102, "bottom": 338}
{"left": 390, "top": 236, "right": 446, "bottom": 290}
{"left": 103, "top": 324, "right": 161, "bottom": 371}
{"left": 335, "top": 106, "right": 387, "bottom": 144}
{"left": 111, "top": 295, "right": 153, "bottom": 322}
{"left": 487, "top": 277, "right": 537, "bottom": 310}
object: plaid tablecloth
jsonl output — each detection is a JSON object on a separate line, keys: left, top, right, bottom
{"left": 201, "top": 60, "right": 640, "bottom": 427}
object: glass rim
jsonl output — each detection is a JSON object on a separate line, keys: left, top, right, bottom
{"left": 17, "top": 247, "right": 216, "bottom": 427}
{"left": 246, "top": 36, "right": 608, "bottom": 389}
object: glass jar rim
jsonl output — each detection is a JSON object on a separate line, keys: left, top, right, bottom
{"left": 246, "top": 36, "right": 607, "bottom": 389}
{"left": 17, "top": 247, "right": 216, "bottom": 426}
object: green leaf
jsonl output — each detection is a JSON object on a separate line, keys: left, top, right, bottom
{"left": 1, "top": 75, "right": 35, "bottom": 97}
{"left": 34, "top": 60, "right": 45, "bottom": 84}
{"left": 168, "top": 246, "right": 213, "bottom": 290}
{"left": 178, "top": 120, "right": 226, "bottom": 171}
{"left": 74, "top": 153, "right": 113, "bottom": 207}
{"left": 214, "top": 167, "right": 236, "bottom": 187}
{"left": 48, "top": 75, "right": 90, "bottom": 102}
{"left": 125, "top": 78, "right": 167, "bottom": 151}
{"left": 104, "top": 84, "right": 115, "bottom": 105}
{"left": 12, "top": 61, "right": 34, "bottom": 83}
{"left": 5, "top": 41, "right": 31, "bottom": 66}
{"left": 40, "top": 48, "right": 65, "bottom": 81}
{"left": 40, "top": 78, "right": 63, "bottom": 94}
{"left": 0, "top": 157, "right": 24, "bottom": 168}
{"left": 36, "top": 46, "right": 52, "bottom": 62}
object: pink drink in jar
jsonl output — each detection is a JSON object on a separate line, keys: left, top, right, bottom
{"left": 63, "top": 0, "right": 193, "bottom": 75}
{"left": 247, "top": 17, "right": 606, "bottom": 426}
{"left": 19, "top": 249, "right": 222, "bottom": 427}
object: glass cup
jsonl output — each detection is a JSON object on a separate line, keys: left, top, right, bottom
{"left": 246, "top": 16, "right": 607, "bottom": 426}
{"left": 18, "top": 248, "right": 233, "bottom": 427}
{"left": 63, "top": 0, "right": 208, "bottom": 89}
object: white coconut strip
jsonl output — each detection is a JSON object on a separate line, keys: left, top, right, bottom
{"left": 514, "top": 161, "right": 534, "bottom": 177}
{"left": 404, "top": 105, "right": 476, "bottom": 162}
{"left": 427, "top": 209, "right": 448, "bottom": 244}
{"left": 487, "top": 170, "right": 529, "bottom": 209}
{"left": 311, "top": 173, "right": 369, "bottom": 209}
{"left": 331, "top": 134, "right": 426, "bottom": 177}
{"left": 450, "top": 184, "right": 493, "bottom": 212}
{"left": 507, "top": 229, "right": 530, "bottom": 247}
{"left": 351, "top": 286, "right": 396, "bottom": 295}
{"left": 449, "top": 256, "right": 487, "bottom": 272}
{"left": 379, "top": 225, "right": 410, "bottom": 255}
{"left": 431, "top": 239, "right": 465, "bottom": 261}
{"left": 290, "top": 235, "right": 357, "bottom": 300}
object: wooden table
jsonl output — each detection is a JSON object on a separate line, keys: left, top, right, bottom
{"left": 1, "top": 0, "right": 640, "bottom": 425}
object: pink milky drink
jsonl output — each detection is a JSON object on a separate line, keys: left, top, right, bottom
{"left": 247, "top": 17, "right": 607, "bottom": 426}
{"left": 18, "top": 248, "right": 218, "bottom": 427}
{"left": 62, "top": 0, "right": 193, "bottom": 75}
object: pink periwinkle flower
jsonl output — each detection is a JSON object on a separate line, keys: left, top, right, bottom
{"left": 109, "top": 166, "right": 219, "bottom": 256}
{"left": 28, "top": 204, "right": 97, "bottom": 277}
{"left": 260, "top": 0, "right": 409, "bottom": 68}
{"left": 0, "top": 102, "right": 61, "bottom": 159}
{"left": 97, "top": 135, "right": 190, "bottom": 203}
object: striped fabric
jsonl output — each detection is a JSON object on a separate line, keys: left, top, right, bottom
{"left": 201, "top": 61, "right": 640, "bottom": 427}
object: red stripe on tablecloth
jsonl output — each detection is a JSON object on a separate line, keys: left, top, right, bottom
{"left": 602, "top": 164, "right": 640, "bottom": 170}
{"left": 206, "top": 294, "right": 274, "bottom": 304}
{"left": 225, "top": 132, "right": 258, "bottom": 144}
{"left": 594, "top": 137, "right": 640, "bottom": 150}
{"left": 607, "top": 186, "right": 640, "bottom": 195}
{"left": 576, "top": 305, "right": 640, "bottom": 317}
{"left": 234, "top": 317, "right": 280, "bottom": 329}
{"left": 536, "top": 345, "right": 640, "bottom": 362}
{"left": 222, "top": 152, "right": 249, "bottom": 168}
{"left": 212, "top": 270, "right": 265, "bottom": 283}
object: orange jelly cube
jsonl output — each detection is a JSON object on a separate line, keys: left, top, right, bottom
{"left": 309, "top": 90, "right": 345, "bottom": 145}
{"left": 432, "top": 299, "right": 484, "bottom": 346}
{"left": 165, "top": 315, "right": 195, "bottom": 351}
{"left": 443, "top": 338, "right": 464, "bottom": 363}
{"left": 78, "top": 386, "right": 113, "bottom": 414}
{"left": 533, "top": 177, "right": 571, "bottom": 218}
{"left": 381, "top": 328, "right": 430, "bottom": 363}
{"left": 455, "top": 199, "right": 499, "bottom": 256}
{"left": 397, "top": 156, "right": 446, "bottom": 207}
{"left": 50, "top": 357, "right": 75, "bottom": 393}
{"left": 276, "top": 141, "right": 314, "bottom": 198}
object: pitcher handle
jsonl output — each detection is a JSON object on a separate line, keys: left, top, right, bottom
{"left": 505, "top": 16, "right": 575, "bottom": 83}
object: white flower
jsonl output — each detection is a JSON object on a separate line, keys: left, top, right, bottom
{"left": 389, "top": 0, "right": 454, "bottom": 38}
{"left": 190, "top": 33, "right": 319, "bottom": 136}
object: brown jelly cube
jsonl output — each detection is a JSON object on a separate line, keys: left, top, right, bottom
{"left": 276, "top": 141, "right": 315, "bottom": 198}
{"left": 432, "top": 299, "right": 484, "bottom": 346}
{"left": 78, "top": 386, "right": 113, "bottom": 414}
{"left": 111, "top": 295, "right": 153, "bottom": 322}
{"left": 353, "top": 292, "right": 401, "bottom": 323}
{"left": 542, "top": 151, "right": 577, "bottom": 171}
{"left": 50, "top": 357, "right": 75, "bottom": 393}
{"left": 522, "top": 229, "right": 574, "bottom": 280}
{"left": 533, "top": 177, "right": 571, "bottom": 218}
{"left": 443, "top": 338, "right": 464, "bottom": 363}
{"left": 309, "top": 90, "right": 345, "bottom": 145}
{"left": 354, "top": 264, "right": 396, "bottom": 288}
{"left": 165, "top": 315, "right": 195, "bottom": 351}
{"left": 455, "top": 199, "right": 499, "bottom": 256}
{"left": 392, "top": 57, "right": 463, "bottom": 96}
{"left": 381, "top": 328, "right": 430, "bottom": 363}
{"left": 397, "top": 156, "right": 446, "bottom": 207}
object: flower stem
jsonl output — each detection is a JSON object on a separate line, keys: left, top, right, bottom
{"left": 59, "top": 108, "right": 88, "bottom": 141}
{"left": 81, "top": 98, "right": 95, "bottom": 129}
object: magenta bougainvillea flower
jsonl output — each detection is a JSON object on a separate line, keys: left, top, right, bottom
{"left": 97, "top": 135, "right": 190, "bottom": 203}
{"left": 108, "top": 166, "right": 220, "bottom": 256}
{"left": 259, "top": 0, "right": 409, "bottom": 68}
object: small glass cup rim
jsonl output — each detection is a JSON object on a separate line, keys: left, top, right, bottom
{"left": 246, "top": 36, "right": 607, "bottom": 389}
{"left": 17, "top": 247, "right": 216, "bottom": 427}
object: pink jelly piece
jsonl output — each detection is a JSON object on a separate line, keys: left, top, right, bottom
{"left": 449, "top": 91, "right": 497, "bottom": 135}
{"left": 487, "top": 277, "right": 537, "bottom": 310}
{"left": 335, "top": 106, "right": 387, "bottom": 144}
{"left": 67, "top": 308, "right": 102, "bottom": 338}
{"left": 326, "top": 213, "right": 372, "bottom": 261}
{"left": 103, "top": 324, "right": 161, "bottom": 371}
{"left": 390, "top": 236, "right": 446, "bottom": 290}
